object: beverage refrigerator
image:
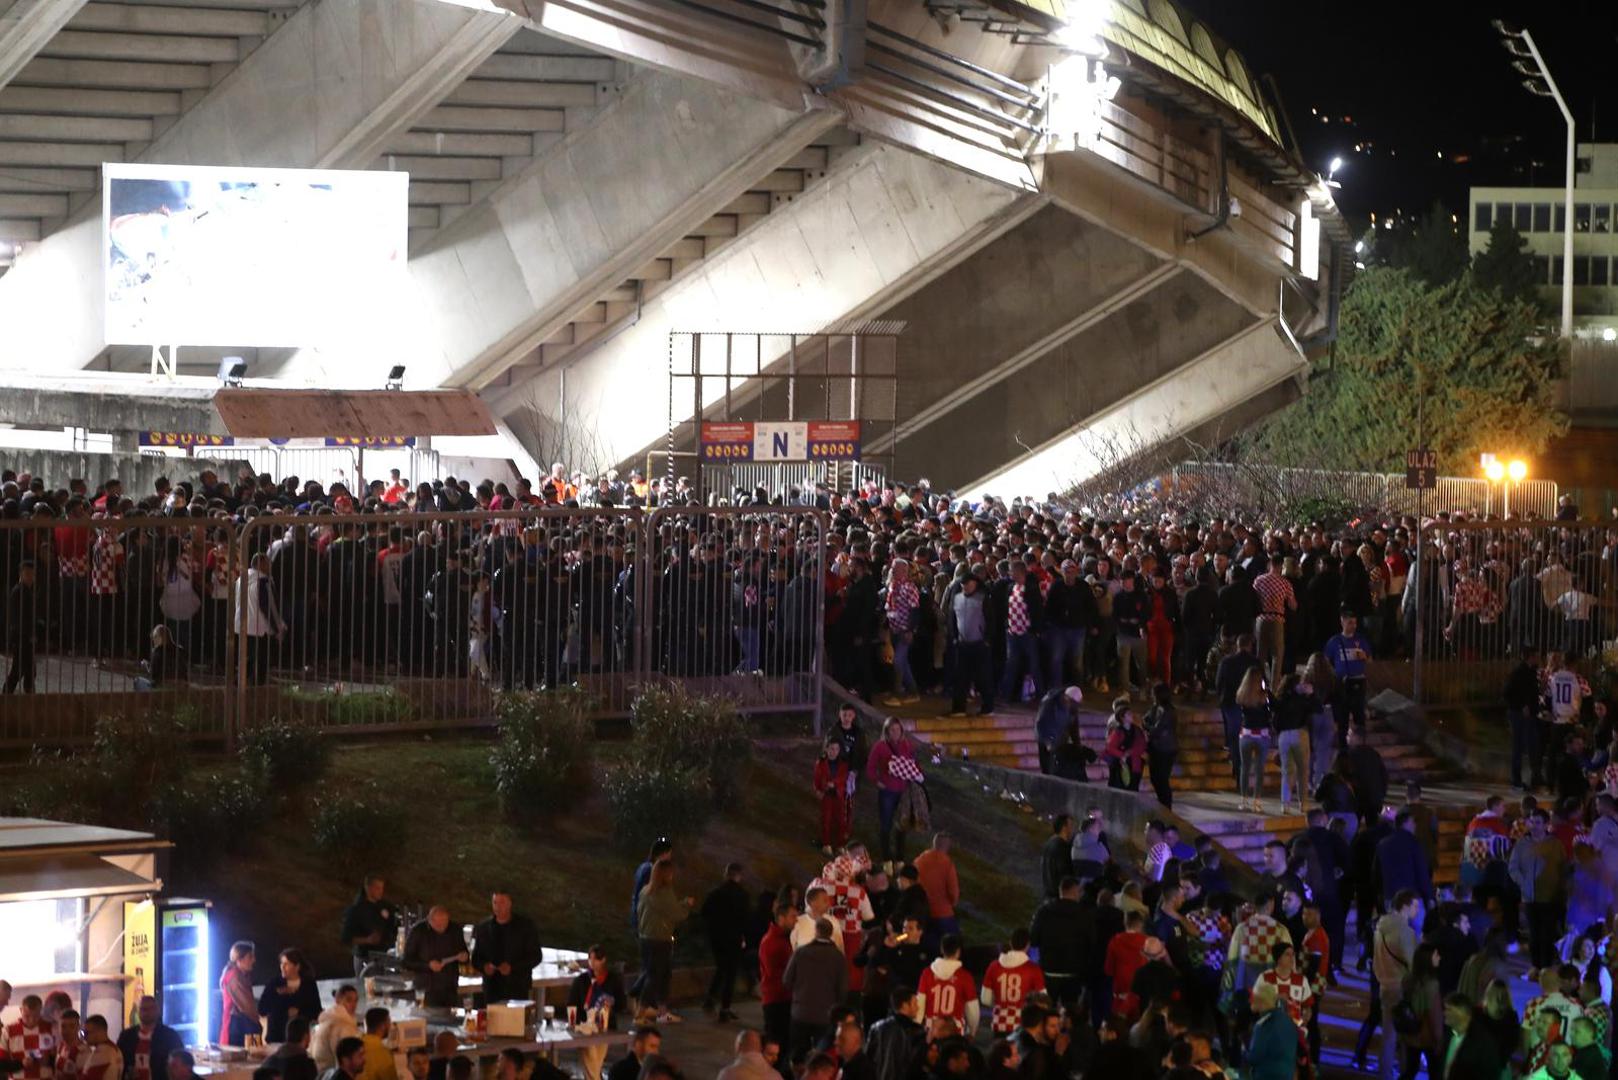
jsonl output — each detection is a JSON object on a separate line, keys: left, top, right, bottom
{"left": 125, "top": 898, "right": 213, "bottom": 1047}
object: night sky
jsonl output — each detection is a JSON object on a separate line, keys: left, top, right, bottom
{"left": 1177, "top": 1, "right": 1618, "bottom": 228}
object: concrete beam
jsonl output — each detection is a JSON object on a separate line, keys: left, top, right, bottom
{"left": 0, "top": 0, "right": 89, "bottom": 94}
{"left": 1038, "top": 149, "right": 1281, "bottom": 320}
{"left": 967, "top": 319, "right": 1308, "bottom": 498}
{"left": 303, "top": 66, "right": 842, "bottom": 392}
{"left": 0, "top": 0, "right": 523, "bottom": 373}
{"left": 493, "top": 141, "right": 1040, "bottom": 467}
{"left": 0, "top": 373, "right": 227, "bottom": 435}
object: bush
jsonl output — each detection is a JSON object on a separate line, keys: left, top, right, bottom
{"left": 89, "top": 710, "right": 195, "bottom": 823}
{"left": 238, "top": 718, "right": 329, "bottom": 788}
{"left": 311, "top": 787, "right": 389, "bottom": 857}
{"left": 149, "top": 772, "right": 268, "bottom": 864}
{"left": 629, "top": 685, "right": 751, "bottom": 809}
{"left": 601, "top": 761, "right": 711, "bottom": 848}
{"left": 490, "top": 687, "right": 596, "bottom": 818}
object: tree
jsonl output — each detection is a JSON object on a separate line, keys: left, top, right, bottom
{"left": 1253, "top": 266, "right": 1567, "bottom": 475}
{"left": 1471, "top": 216, "right": 1545, "bottom": 308}
{"left": 1367, "top": 201, "right": 1470, "bottom": 287}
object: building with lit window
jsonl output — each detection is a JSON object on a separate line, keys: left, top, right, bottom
{"left": 1469, "top": 143, "right": 1618, "bottom": 339}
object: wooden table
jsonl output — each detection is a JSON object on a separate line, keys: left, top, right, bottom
{"left": 192, "top": 1026, "right": 627, "bottom": 1080}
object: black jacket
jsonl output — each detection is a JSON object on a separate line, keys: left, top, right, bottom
{"left": 566, "top": 969, "right": 628, "bottom": 1029}
{"left": 340, "top": 891, "right": 399, "bottom": 960}
{"left": 1040, "top": 835, "right": 1075, "bottom": 899}
{"left": 1180, "top": 582, "right": 1217, "bottom": 639}
{"left": 866, "top": 1014, "right": 924, "bottom": 1080}
{"left": 1028, "top": 896, "right": 1085, "bottom": 976}
{"left": 1044, "top": 578, "right": 1097, "bottom": 630}
{"left": 403, "top": 920, "right": 466, "bottom": 1007}
{"left": 1342, "top": 745, "right": 1388, "bottom": 822}
{"left": 1439, "top": 1028, "right": 1506, "bottom": 1080}
{"left": 1215, "top": 651, "right": 1262, "bottom": 708}
{"left": 700, "top": 879, "right": 752, "bottom": 951}
{"left": 257, "top": 976, "right": 321, "bottom": 1043}
{"left": 1215, "top": 580, "right": 1259, "bottom": 636}
{"left": 1502, "top": 660, "right": 1541, "bottom": 711}
{"left": 471, "top": 913, "right": 543, "bottom": 1001}
{"left": 117, "top": 1025, "right": 184, "bottom": 1080}
{"left": 1112, "top": 589, "right": 1146, "bottom": 636}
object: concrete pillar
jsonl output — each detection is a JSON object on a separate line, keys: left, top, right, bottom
{"left": 0, "top": 0, "right": 89, "bottom": 90}
{"left": 0, "top": 0, "right": 521, "bottom": 371}
{"left": 967, "top": 319, "right": 1307, "bottom": 498}
{"left": 495, "top": 141, "right": 1041, "bottom": 467}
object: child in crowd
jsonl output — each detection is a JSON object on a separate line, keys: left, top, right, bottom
{"left": 814, "top": 737, "right": 851, "bottom": 856}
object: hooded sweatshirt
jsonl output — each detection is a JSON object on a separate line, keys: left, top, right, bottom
{"left": 917, "top": 957, "right": 980, "bottom": 1034}
{"left": 312, "top": 1003, "right": 360, "bottom": 1070}
{"left": 980, "top": 950, "right": 1046, "bottom": 1034}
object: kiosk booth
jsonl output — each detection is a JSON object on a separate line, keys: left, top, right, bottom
{"left": 0, "top": 818, "right": 170, "bottom": 1032}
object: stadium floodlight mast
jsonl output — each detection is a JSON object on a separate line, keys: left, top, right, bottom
{"left": 1494, "top": 19, "right": 1573, "bottom": 339}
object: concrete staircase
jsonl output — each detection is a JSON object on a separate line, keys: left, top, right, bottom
{"left": 910, "top": 699, "right": 1469, "bottom": 887}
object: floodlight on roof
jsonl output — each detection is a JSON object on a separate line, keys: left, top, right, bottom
{"left": 385, "top": 364, "right": 406, "bottom": 391}
{"left": 218, "top": 356, "right": 246, "bottom": 387}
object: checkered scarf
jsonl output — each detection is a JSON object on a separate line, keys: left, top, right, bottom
{"left": 888, "top": 754, "right": 926, "bottom": 784}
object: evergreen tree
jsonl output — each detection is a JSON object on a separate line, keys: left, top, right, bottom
{"left": 1471, "top": 216, "right": 1545, "bottom": 308}
{"left": 1253, "top": 266, "right": 1567, "bottom": 474}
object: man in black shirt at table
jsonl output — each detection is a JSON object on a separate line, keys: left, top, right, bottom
{"left": 339, "top": 875, "right": 398, "bottom": 977}
{"left": 606, "top": 1026, "right": 662, "bottom": 1080}
{"left": 471, "top": 891, "right": 543, "bottom": 1003}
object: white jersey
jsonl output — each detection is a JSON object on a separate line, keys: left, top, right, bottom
{"left": 1548, "top": 670, "right": 1582, "bottom": 723}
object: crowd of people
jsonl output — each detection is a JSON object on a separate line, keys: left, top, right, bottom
{"left": 3, "top": 462, "right": 1615, "bottom": 703}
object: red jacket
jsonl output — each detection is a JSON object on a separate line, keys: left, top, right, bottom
{"left": 814, "top": 757, "right": 850, "bottom": 798}
{"left": 759, "top": 923, "right": 793, "bottom": 1006}
{"left": 867, "top": 737, "right": 917, "bottom": 794}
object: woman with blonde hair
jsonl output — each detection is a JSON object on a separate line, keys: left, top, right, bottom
{"left": 1235, "top": 668, "right": 1273, "bottom": 813}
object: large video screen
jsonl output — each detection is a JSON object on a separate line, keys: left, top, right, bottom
{"left": 103, "top": 163, "right": 408, "bottom": 347}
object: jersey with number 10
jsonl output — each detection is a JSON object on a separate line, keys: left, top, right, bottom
{"left": 1549, "top": 670, "right": 1583, "bottom": 722}
{"left": 919, "top": 964, "right": 977, "bottom": 1027}
{"left": 981, "top": 956, "right": 1046, "bottom": 1034}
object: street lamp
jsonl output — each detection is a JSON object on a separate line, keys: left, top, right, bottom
{"left": 1494, "top": 20, "right": 1574, "bottom": 339}
{"left": 1483, "top": 453, "right": 1529, "bottom": 516}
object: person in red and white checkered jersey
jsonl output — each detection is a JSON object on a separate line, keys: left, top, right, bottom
{"left": 1252, "top": 942, "right": 1314, "bottom": 1031}
{"left": 1226, "top": 895, "right": 1292, "bottom": 995}
{"left": 811, "top": 844, "right": 877, "bottom": 990}
{"left": 51, "top": 1012, "right": 85, "bottom": 1080}
{"left": 5, "top": 994, "right": 58, "bottom": 1080}
{"left": 70, "top": 1017, "right": 120, "bottom": 1080}
{"left": 979, "top": 929, "right": 1045, "bottom": 1035}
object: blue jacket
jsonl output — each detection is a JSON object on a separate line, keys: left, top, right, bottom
{"left": 1375, "top": 827, "right": 1434, "bottom": 904}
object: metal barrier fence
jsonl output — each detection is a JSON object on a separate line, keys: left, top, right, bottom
{"left": 1168, "top": 463, "right": 1560, "bottom": 521}
{"left": 1406, "top": 519, "right": 1617, "bottom": 706}
{"left": 0, "top": 507, "right": 826, "bottom": 747}
{"left": 0, "top": 516, "right": 240, "bottom": 744}
{"left": 640, "top": 505, "right": 826, "bottom": 719}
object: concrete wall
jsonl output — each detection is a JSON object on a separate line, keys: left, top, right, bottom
{"left": 970, "top": 320, "right": 1306, "bottom": 497}
{"left": 343, "top": 66, "right": 840, "bottom": 392}
{"left": 3, "top": 450, "right": 247, "bottom": 496}
{"left": 506, "top": 142, "right": 1039, "bottom": 468}
{"left": 0, "top": 0, "right": 521, "bottom": 372}
{"left": 895, "top": 271, "right": 1255, "bottom": 486}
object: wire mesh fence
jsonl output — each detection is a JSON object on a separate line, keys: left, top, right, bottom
{"left": 1407, "top": 519, "right": 1617, "bottom": 705}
